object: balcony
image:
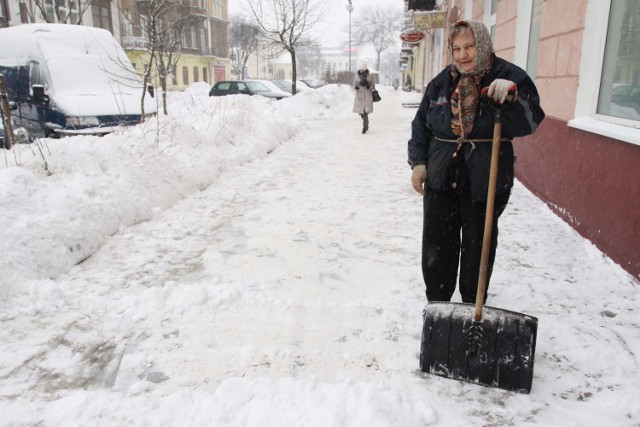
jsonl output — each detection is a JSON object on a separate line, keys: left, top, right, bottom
{"left": 122, "top": 36, "right": 150, "bottom": 50}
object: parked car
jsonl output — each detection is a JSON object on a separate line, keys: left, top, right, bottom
{"left": 244, "top": 79, "right": 292, "bottom": 98}
{"left": 0, "top": 24, "right": 156, "bottom": 139}
{"left": 209, "top": 80, "right": 289, "bottom": 100}
{"left": 271, "top": 80, "right": 311, "bottom": 94}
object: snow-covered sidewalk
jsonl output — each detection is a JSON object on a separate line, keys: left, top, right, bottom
{"left": 0, "top": 85, "right": 638, "bottom": 426}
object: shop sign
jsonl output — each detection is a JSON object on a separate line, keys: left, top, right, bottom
{"left": 400, "top": 28, "right": 425, "bottom": 44}
{"left": 414, "top": 11, "right": 448, "bottom": 29}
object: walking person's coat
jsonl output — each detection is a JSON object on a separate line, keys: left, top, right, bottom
{"left": 352, "top": 70, "right": 375, "bottom": 115}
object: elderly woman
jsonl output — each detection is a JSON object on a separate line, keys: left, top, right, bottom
{"left": 407, "top": 20, "right": 545, "bottom": 303}
{"left": 353, "top": 59, "right": 375, "bottom": 134}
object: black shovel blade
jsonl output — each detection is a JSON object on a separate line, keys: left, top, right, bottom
{"left": 419, "top": 302, "right": 538, "bottom": 393}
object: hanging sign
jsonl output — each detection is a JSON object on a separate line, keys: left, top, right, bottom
{"left": 414, "top": 11, "right": 448, "bottom": 29}
{"left": 400, "top": 28, "right": 426, "bottom": 44}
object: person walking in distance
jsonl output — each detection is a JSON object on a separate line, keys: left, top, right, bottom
{"left": 407, "top": 20, "right": 545, "bottom": 303}
{"left": 353, "top": 59, "right": 375, "bottom": 134}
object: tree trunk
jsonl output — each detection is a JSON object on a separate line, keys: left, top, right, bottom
{"left": 290, "top": 49, "right": 298, "bottom": 95}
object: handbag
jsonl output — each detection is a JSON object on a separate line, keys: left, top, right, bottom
{"left": 372, "top": 89, "right": 381, "bottom": 102}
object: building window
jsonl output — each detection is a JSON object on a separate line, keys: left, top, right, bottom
{"left": 91, "top": 0, "right": 111, "bottom": 31}
{"left": 54, "top": 0, "right": 78, "bottom": 24}
{"left": 203, "top": 67, "right": 208, "bottom": 83}
{"left": 484, "top": 0, "right": 497, "bottom": 42}
{"left": 597, "top": 0, "right": 640, "bottom": 122}
{"left": 42, "top": 0, "right": 55, "bottom": 22}
{"left": 19, "top": 1, "right": 29, "bottom": 23}
{"left": 91, "top": 0, "right": 112, "bottom": 31}
{"left": 122, "top": 11, "right": 133, "bottom": 37}
{"left": 193, "top": 67, "right": 199, "bottom": 82}
{"left": 139, "top": 14, "right": 148, "bottom": 38}
{"left": 68, "top": 0, "right": 79, "bottom": 24}
{"left": 526, "top": 0, "right": 543, "bottom": 81}
{"left": 182, "top": 66, "right": 189, "bottom": 85}
{"left": 0, "top": 0, "right": 6, "bottom": 25}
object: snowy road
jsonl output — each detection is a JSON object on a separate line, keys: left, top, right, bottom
{"left": 1, "top": 86, "right": 639, "bottom": 426}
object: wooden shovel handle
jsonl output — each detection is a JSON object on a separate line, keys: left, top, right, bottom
{"left": 474, "top": 113, "right": 503, "bottom": 322}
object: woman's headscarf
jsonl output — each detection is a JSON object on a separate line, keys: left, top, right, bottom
{"left": 448, "top": 20, "right": 494, "bottom": 137}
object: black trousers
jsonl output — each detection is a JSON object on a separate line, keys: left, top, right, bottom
{"left": 421, "top": 188, "right": 510, "bottom": 303}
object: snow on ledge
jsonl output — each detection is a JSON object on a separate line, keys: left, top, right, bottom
{"left": 568, "top": 116, "right": 640, "bottom": 147}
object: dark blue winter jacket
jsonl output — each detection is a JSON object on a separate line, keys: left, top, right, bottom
{"left": 407, "top": 55, "right": 545, "bottom": 201}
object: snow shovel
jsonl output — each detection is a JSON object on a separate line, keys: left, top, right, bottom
{"left": 419, "top": 94, "right": 538, "bottom": 393}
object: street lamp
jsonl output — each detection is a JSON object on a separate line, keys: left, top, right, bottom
{"left": 346, "top": 0, "right": 353, "bottom": 74}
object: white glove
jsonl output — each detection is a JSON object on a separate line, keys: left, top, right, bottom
{"left": 487, "top": 79, "right": 517, "bottom": 104}
{"left": 411, "top": 164, "right": 427, "bottom": 196}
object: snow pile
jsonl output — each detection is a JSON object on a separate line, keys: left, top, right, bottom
{"left": 0, "top": 84, "right": 334, "bottom": 288}
{"left": 0, "top": 84, "right": 638, "bottom": 427}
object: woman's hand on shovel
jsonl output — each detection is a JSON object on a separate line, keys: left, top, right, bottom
{"left": 487, "top": 79, "right": 517, "bottom": 104}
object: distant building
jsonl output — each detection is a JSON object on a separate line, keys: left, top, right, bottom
{"left": 241, "top": 45, "right": 358, "bottom": 82}
{"left": 321, "top": 46, "right": 358, "bottom": 78}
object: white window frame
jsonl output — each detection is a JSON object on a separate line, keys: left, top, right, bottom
{"left": 570, "top": 0, "right": 640, "bottom": 145}
{"left": 140, "top": 14, "right": 148, "bottom": 38}
{"left": 513, "top": 0, "right": 533, "bottom": 70}
{"left": 123, "top": 11, "right": 133, "bottom": 37}
{"left": 463, "top": 0, "right": 473, "bottom": 20}
{"left": 483, "top": 0, "right": 497, "bottom": 41}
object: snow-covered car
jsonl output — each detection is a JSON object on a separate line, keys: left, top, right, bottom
{"left": 271, "top": 80, "right": 311, "bottom": 94}
{"left": 0, "top": 24, "right": 156, "bottom": 139}
{"left": 244, "top": 79, "right": 292, "bottom": 98}
{"left": 209, "top": 80, "right": 290, "bottom": 100}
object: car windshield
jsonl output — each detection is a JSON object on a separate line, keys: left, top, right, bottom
{"left": 274, "top": 80, "right": 292, "bottom": 91}
{"left": 245, "top": 82, "right": 269, "bottom": 92}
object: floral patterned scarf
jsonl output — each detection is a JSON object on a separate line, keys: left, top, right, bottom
{"left": 448, "top": 21, "right": 494, "bottom": 137}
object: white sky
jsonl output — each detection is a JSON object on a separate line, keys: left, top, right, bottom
{"left": 228, "top": 0, "right": 405, "bottom": 48}
{"left": 1, "top": 83, "right": 639, "bottom": 425}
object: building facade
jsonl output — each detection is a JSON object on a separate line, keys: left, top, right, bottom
{"left": 404, "top": 0, "right": 639, "bottom": 279}
{"left": 0, "top": 0, "right": 230, "bottom": 90}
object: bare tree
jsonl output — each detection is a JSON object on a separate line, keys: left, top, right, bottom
{"left": 131, "top": 0, "right": 202, "bottom": 116}
{"left": 295, "top": 43, "right": 323, "bottom": 79}
{"left": 246, "top": 0, "right": 329, "bottom": 94}
{"left": 229, "top": 14, "right": 263, "bottom": 80}
{"left": 28, "top": 0, "right": 94, "bottom": 24}
{"left": 153, "top": 0, "right": 196, "bottom": 114}
{"left": 131, "top": 0, "right": 171, "bottom": 120}
{"left": 352, "top": 4, "right": 404, "bottom": 70}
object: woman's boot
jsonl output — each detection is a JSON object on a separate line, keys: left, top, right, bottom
{"left": 362, "top": 113, "right": 369, "bottom": 134}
